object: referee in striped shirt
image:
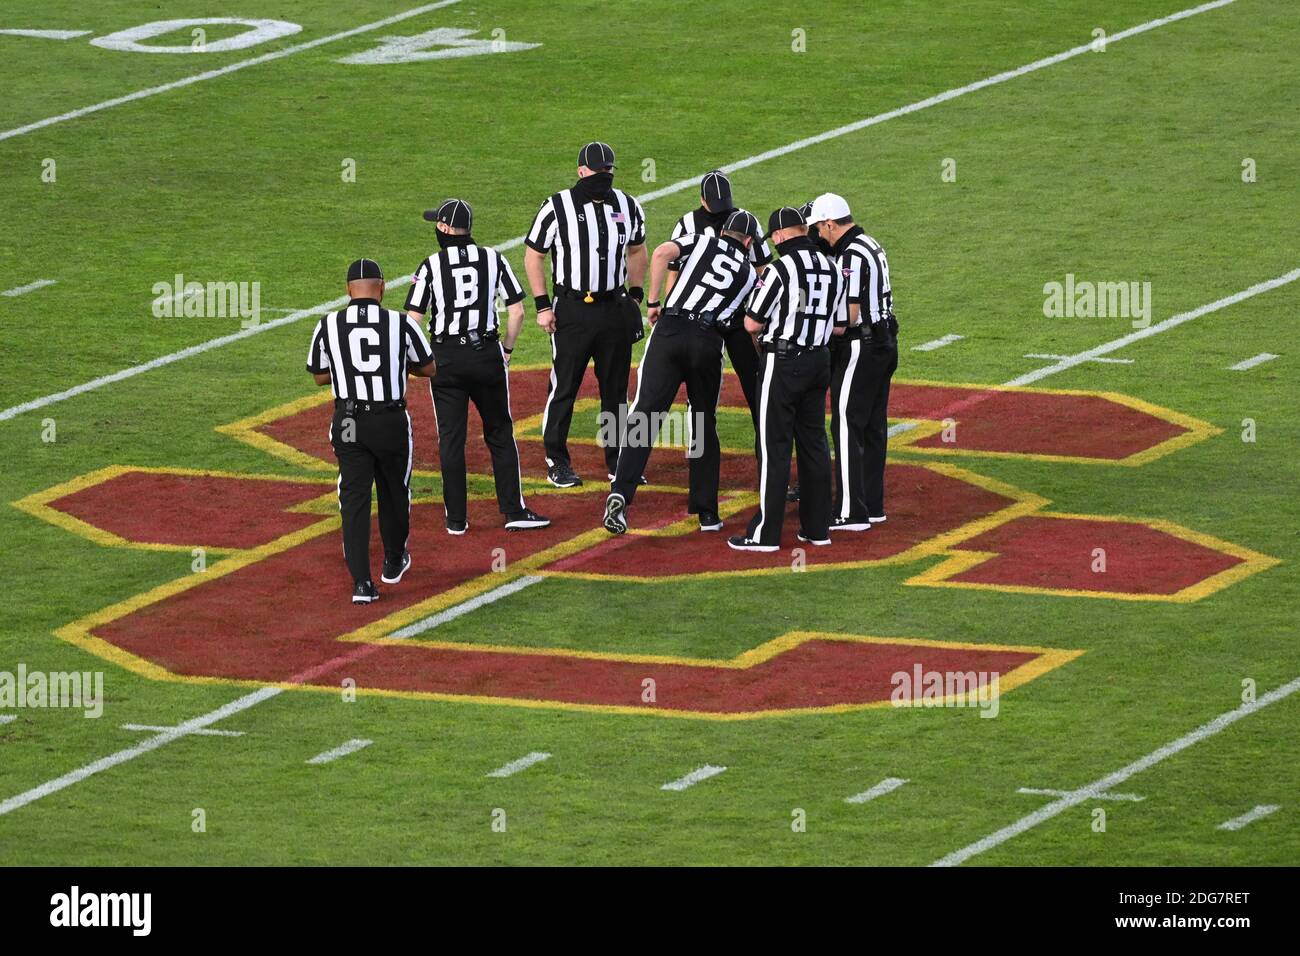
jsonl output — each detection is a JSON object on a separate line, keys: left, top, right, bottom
{"left": 809, "top": 193, "right": 898, "bottom": 529}
{"left": 729, "top": 207, "right": 844, "bottom": 553}
{"left": 524, "top": 141, "right": 648, "bottom": 489}
{"left": 306, "top": 258, "right": 435, "bottom": 604}
{"left": 603, "top": 210, "right": 758, "bottom": 535}
{"left": 668, "top": 170, "right": 771, "bottom": 423}
{"left": 405, "top": 199, "right": 550, "bottom": 535}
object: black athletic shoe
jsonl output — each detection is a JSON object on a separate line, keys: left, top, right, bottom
{"left": 786, "top": 483, "right": 800, "bottom": 502}
{"left": 352, "top": 580, "right": 380, "bottom": 604}
{"left": 603, "top": 493, "right": 627, "bottom": 534}
{"left": 446, "top": 517, "right": 469, "bottom": 536}
{"left": 608, "top": 472, "right": 648, "bottom": 485}
{"left": 548, "top": 464, "right": 582, "bottom": 488}
{"left": 831, "top": 516, "right": 872, "bottom": 532}
{"left": 505, "top": 508, "right": 551, "bottom": 530}
{"left": 727, "top": 535, "right": 778, "bottom": 553}
{"left": 698, "top": 511, "right": 724, "bottom": 532}
{"left": 380, "top": 550, "right": 411, "bottom": 584}
{"left": 796, "top": 530, "right": 832, "bottom": 546}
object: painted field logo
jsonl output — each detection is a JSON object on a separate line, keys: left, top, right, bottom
{"left": 13, "top": 369, "right": 1277, "bottom": 719}
{"left": 0, "top": 665, "right": 103, "bottom": 718}
{"left": 50, "top": 886, "right": 151, "bottom": 936}
{"left": 891, "top": 665, "right": 1000, "bottom": 718}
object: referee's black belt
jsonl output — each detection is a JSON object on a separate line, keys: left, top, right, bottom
{"left": 335, "top": 398, "right": 407, "bottom": 414}
{"left": 762, "top": 339, "right": 828, "bottom": 357}
{"left": 660, "top": 307, "right": 729, "bottom": 331}
{"left": 554, "top": 285, "right": 623, "bottom": 303}
{"left": 433, "top": 329, "right": 499, "bottom": 349}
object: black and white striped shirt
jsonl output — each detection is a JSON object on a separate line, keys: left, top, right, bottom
{"left": 746, "top": 238, "right": 845, "bottom": 348}
{"left": 835, "top": 226, "right": 894, "bottom": 325}
{"left": 306, "top": 298, "right": 434, "bottom": 401}
{"left": 405, "top": 241, "right": 525, "bottom": 335}
{"left": 525, "top": 187, "right": 646, "bottom": 292}
{"left": 663, "top": 233, "right": 757, "bottom": 320}
{"left": 670, "top": 208, "right": 772, "bottom": 268}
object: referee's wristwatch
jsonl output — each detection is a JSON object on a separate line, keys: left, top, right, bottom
{"left": 628, "top": 286, "right": 644, "bottom": 304}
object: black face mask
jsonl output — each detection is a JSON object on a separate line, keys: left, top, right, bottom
{"left": 435, "top": 231, "right": 474, "bottom": 249}
{"left": 698, "top": 204, "right": 732, "bottom": 230}
{"left": 574, "top": 171, "right": 615, "bottom": 204}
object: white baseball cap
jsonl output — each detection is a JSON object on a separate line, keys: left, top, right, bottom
{"left": 808, "top": 192, "right": 851, "bottom": 224}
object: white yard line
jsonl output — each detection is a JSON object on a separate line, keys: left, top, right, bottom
{"left": 1228, "top": 352, "right": 1279, "bottom": 371}
{"left": 845, "top": 777, "right": 908, "bottom": 804}
{"left": 306, "top": 738, "right": 373, "bottom": 765}
{"left": 1017, "top": 786, "right": 1143, "bottom": 802}
{"left": 883, "top": 264, "right": 1300, "bottom": 442}
{"left": 932, "top": 675, "right": 1300, "bottom": 866}
{"left": 637, "top": 0, "right": 1238, "bottom": 204}
{"left": 0, "top": 30, "right": 91, "bottom": 40}
{"left": 389, "top": 575, "right": 544, "bottom": 638}
{"left": 1, "top": 279, "right": 56, "bottom": 297}
{"left": 661, "top": 765, "right": 727, "bottom": 792}
{"left": 1216, "top": 804, "right": 1280, "bottom": 831}
{"left": 1008, "top": 268, "right": 1300, "bottom": 387}
{"left": 0, "top": 715, "right": 16, "bottom": 726}
{"left": 0, "top": 0, "right": 1240, "bottom": 424}
{"left": 0, "top": 2, "right": 462, "bottom": 143}
{"left": 120, "top": 722, "right": 244, "bottom": 738}
{"left": 486, "top": 751, "right": 551, "bottom": 778}
{"left": 0, "top": 687, "right": 281, "bottom": 817}
{"left": 1023, "top": 352, "right": 1133, "bottom": 365}
{"left": 913, "top": 334, "right": 964, "bottom": 352}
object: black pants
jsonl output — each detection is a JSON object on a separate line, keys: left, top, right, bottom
{"left": 831, "top": 333, "right": 898, "bottom": 520}
{"left": 746, "top": 347, "right": 833, "bottom": 545}
{"left": 721, "top": 325, "right": 760, "bottom": 425}
{"left": 428, "top": 341, "right": 525, "bottom": 523}
{"left": 612, "top": 315, "right": 724, "bottom": 513}
{"left": 331, "top": 405, "right": 412, "bottom": 585}
{"left": 542, "top": 292, "right": 639, "bottom": 474}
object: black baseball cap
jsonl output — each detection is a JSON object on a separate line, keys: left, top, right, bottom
{"left": 423, "top": 198, "right": 473, "bottom": 230}
{"left": 722, "top": 210, "right": 758, "bottom": 238}
{"left": 346, "top": 257, "right": 384, "bottom": 282}
{"left": 701, "top": 170, "right": 733, "bottom": 210}
{"left": 578, "top": 141, "right": 616, "bottom": 169}
{"left": 765, "top": 206, "right": 806, "bottom": 239}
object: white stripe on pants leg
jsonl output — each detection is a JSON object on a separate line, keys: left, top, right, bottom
{"left": 837, "top": 339, "right": 860, "bottom": 520}
{"left": 540, "top": 329, "right": 560, "bottom": 468}
{"left": 502, "top": 358, "right": 525, "bottom": 511}
{"left": 752, "top": 352, "right": 776, "bottom": 542}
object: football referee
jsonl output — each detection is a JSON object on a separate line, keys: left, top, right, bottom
{"left": 729, "top": 208, "right": 844, "bottom": 553}
{"left": 809, "top": 192, "right": 899, "bottom": 528}
{"left": 668, "top": 171, "right": 771, "bottom": 422}
{"left": 405, "top": 199, "right": 550, "bottom": 535}
{"left": 603, "top": 210, "right": 758, "bottom": 536}
{"left": 524, "top": 141, "right": 648, "bottom": 488}
{"left": 306, "top": 258, "right": 435, "bottom": 604}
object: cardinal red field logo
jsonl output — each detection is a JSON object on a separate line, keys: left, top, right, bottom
{"left": 16, "top": 368, "right": 1276, "bottom": 719}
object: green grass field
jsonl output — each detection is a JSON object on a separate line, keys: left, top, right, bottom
{"left": 1, "top": 0, "right": 1297, "bottom": 866}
